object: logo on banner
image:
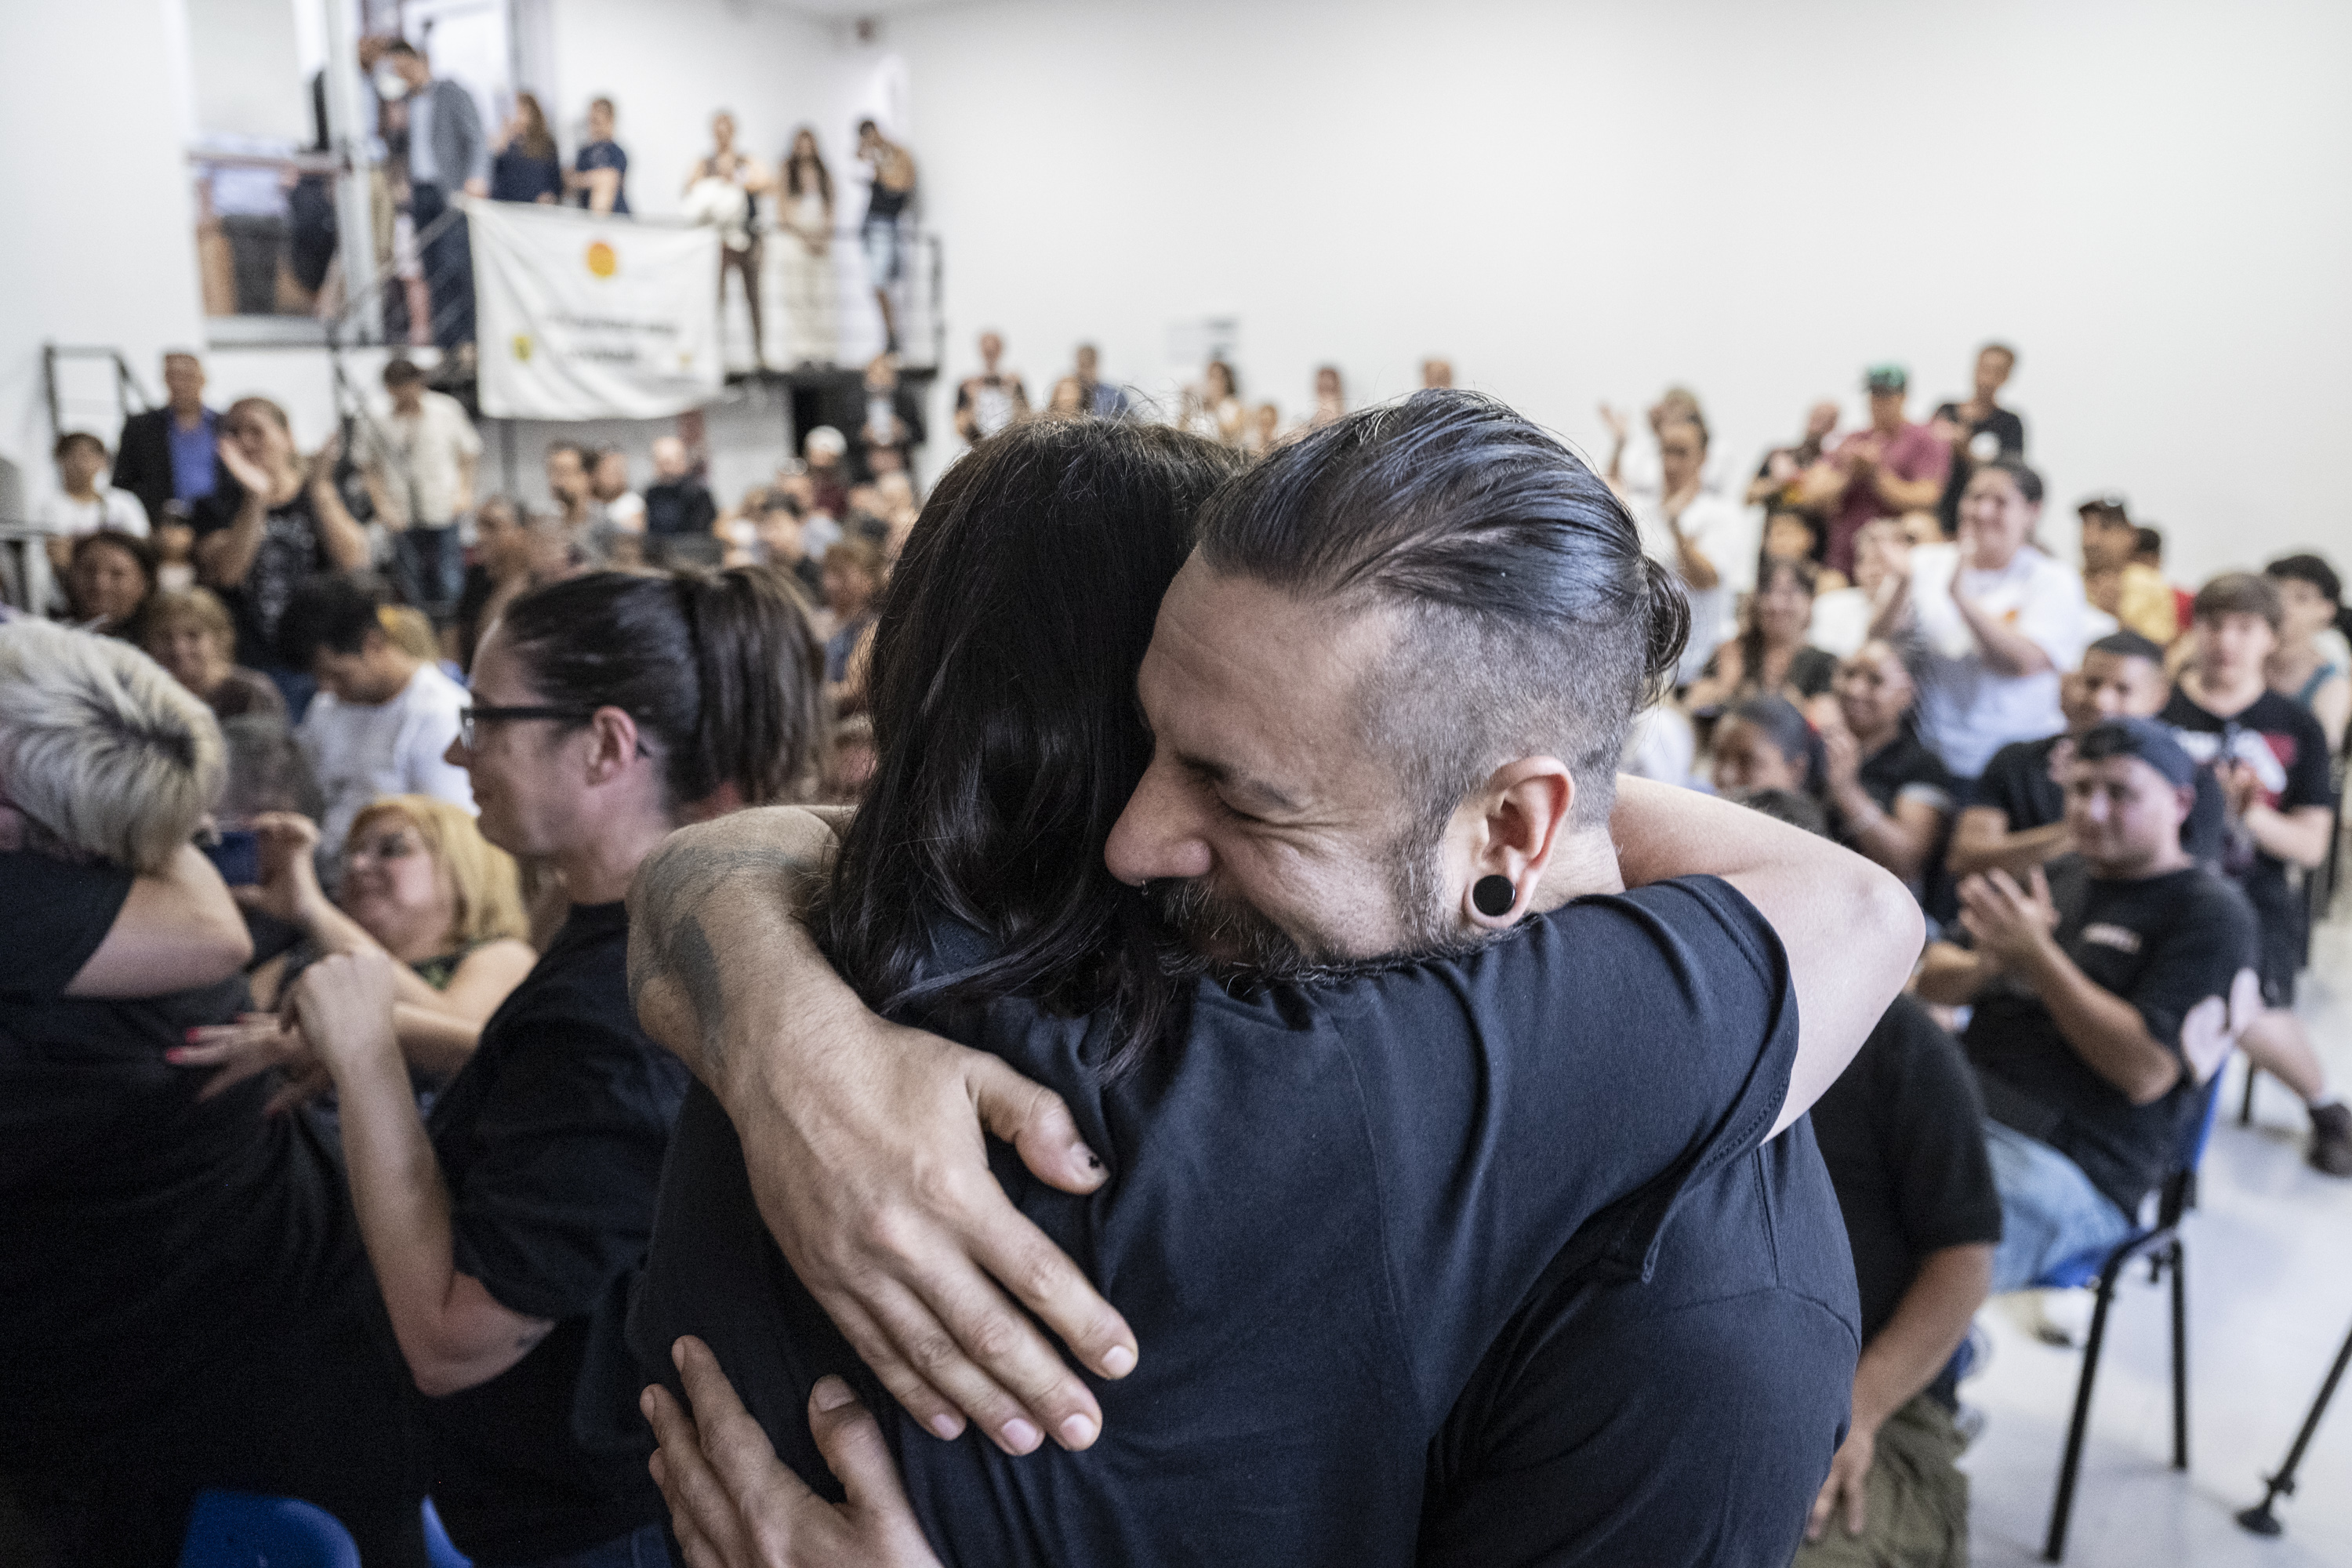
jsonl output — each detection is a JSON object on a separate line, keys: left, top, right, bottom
{"left": 585, "top": 241, "right": 619, "bottom": 279}
{"left": 510, "top": 335, "right": 534, "bottom": 361}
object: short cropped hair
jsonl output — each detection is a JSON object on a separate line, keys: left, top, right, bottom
{"left": 383, "top": 358, "right": 427, "bottom": 389}
{"left": 53, "top": 430, "right": 107, "bottom": 463}
{"left": 0, "top": 620, "right": 224, "bottom": 873}
{"left": 2086, "top": 629, "right": 2165, "bottom": 666}
{"left": 1193, "top": 390, "right": 1686, "bottom": 837}
{"left": 278, "top": 574, "right": 391, "bottom": 670}
{"left": 2194, "top": 572, "right": 2284, "bottom": 633}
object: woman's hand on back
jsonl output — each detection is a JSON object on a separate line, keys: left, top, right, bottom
{"left": 644, "top": 1337, "right": 941, "bottom": 1568}
{"left": 169, "top": 1010, "right": 324, "bottom": 1107}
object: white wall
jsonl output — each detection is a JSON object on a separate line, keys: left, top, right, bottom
{"left": 0, "top": 0, "right": 206, "bottom": 521}
{"left": 186, "top": 0, "right": 307, "bottom": 141}
{"left": 875, "top": 0, "right": 2352, "bottom": 582}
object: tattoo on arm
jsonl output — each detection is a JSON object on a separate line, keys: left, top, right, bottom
{"left": 626, "top": 835, "right": 826, "bottom": 1072}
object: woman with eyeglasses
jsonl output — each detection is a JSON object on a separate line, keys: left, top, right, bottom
{"left": 281, "top": 566, "right": 825, "bottom": 1566}
{"left": 168, "top": 796, "right": 535, "bottom": 1112}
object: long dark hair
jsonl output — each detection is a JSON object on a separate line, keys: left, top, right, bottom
{"left": 785, "top": 128, "right": 833, "bottom": 203}
{"left": 1736, "top": 555, "right": 1818, "bottom": 697}
{"left": 818, "top": 420, "right": 1241, "bottom": 1073}
{"left": 497, "top": 566, "right": 825, "bottom": 810}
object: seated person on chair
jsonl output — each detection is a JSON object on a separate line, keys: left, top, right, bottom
{"left": 1917, "top": 718, "right": 2258, "bottom": 1293}
{"left": 1796, "top": 986, "right": 2000, "bottom": 1566}
{"left": 1946, "top": 630, "right": 2220, "bottom": 880}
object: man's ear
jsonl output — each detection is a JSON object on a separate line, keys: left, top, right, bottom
{"left": 1460, "top": 757, "right": 1575, "bottom": 929}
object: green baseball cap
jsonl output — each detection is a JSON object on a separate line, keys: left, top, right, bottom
{"left": 1864, "top": 364, "right": 1908, "bottom": 394}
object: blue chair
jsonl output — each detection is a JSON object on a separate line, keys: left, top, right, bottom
{"left": 2036, "top": 1069, "right": 2227, "bottom": 1563}
{"left": 177, "top": 1490, "right": 360, "bottom": 1568}
{"left": 177, "top": 1492, "right": 474, "bottom": 1568}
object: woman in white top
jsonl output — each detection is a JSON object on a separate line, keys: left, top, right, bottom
{"left": 775, "top": 128, "right": 839, "bottom": 367}
{"left": 39, "top": 432, "right": 148, "bottom": 576}
{"left": 1873, "top": 457, "right": 2088, "bottom": 783}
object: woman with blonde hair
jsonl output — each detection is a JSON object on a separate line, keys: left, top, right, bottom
{"left": 143, "top": 584, "right": 286, "bottom": 720}
{"left": 172, "top": 794, "right": 536, "bottom": 1109}
{"left": 0, "top": 619, "right": 424, "bottom": 1559}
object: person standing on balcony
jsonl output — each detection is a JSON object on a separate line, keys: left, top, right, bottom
{"left": 384, "top": 41, "right": 488, "bottom": 358}
{"left": 776, "top": 129, "right": 837, "bottom": 367}
{"left": 856, "top": 120, "right": 916, "bottom": 353}
{"left": 572, "top": 97, "right": 631, "bottom": 216}
{"left": 490, "top": 92, "right": 564, "bottom": 205}
{"left": 687, "top": 112, "right": 771, "bottom": 371}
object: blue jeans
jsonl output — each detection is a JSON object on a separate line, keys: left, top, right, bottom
{"left": 498, "top": 1520, "right": 668, "bottom": 1568}
{"left": 391, "top": 523, "right": 464, "bottom": 622}
{"left": 1984, "top": 1120, "right": 2136, "bottom": 1292}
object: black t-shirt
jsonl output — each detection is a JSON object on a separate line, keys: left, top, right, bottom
{"left": 1930, "top": 403, "right": 2026, "bottom": 534}
{"left": 1840, "top": 733, "right": 1955, "bottom": 894}
{"left": 0, "top": 853, "right": 403, "bottom": 1476}
{"left": 633, "top": 877, "right": 1812, "bottom": 1566}
{"left": 423, "top": 901, "right": 689, "bottom": 1560}
{"left": 191, "top": 488, "right": 336, "bottom": 670}
{"left": 643, "top": 478, "right": 717, "bottom": 538}
{"left": 2161, "top": 688, "right": 2338, "bottom": 942}
{"left": 1974, "top": 729, "right": 2229, "bottom": 862}
{"left": 1809, "top": 996, "right": 2002, "bottom": 1410}
{"left": 1417, "top": 1120, "right": 1857, "bottom": 1567}
{"left": 1964, "top": 858, "right": 2258, "bottom": 1215}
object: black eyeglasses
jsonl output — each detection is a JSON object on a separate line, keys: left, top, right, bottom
{"left": 457, "top": 705, "right": 604, "bottom": 750}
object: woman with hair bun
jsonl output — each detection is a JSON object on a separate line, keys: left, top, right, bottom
{"left": 285, "top": 565, "right": 823, "bottom": 1565}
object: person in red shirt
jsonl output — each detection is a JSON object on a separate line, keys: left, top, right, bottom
{"left": 1803, "top": 365, "right": 1952, "bottom": 579}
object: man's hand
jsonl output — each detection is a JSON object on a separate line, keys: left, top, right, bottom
{"left": 2218, "top": 759, "right": 2263, "bottom": 818}
{"left": 1955, "top": 867, "right": 2058, "bottom": 970}
{"left": 1805, "top": 1420, "right": 1876, "bottom": 1541}
{"left": 625, "top": 811, "right": 1138, "bottom": 1454}
{"left": 644, "top": 1337, "right": 941, "bottom": 1568}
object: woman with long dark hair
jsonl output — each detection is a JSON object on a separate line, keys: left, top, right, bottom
{"left": 489, "top": 93, "right": 563, "bottom": 204}
{"left": 1683, "top": 555, "right": 1838, "bottom": 715}
{"left": 776, "top": 128, "right": 838, "bottom": 365}
{"left": 286, "top": 566, "right": 822, "bottom": 1566}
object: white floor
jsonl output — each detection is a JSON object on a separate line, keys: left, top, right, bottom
{"left": 1959, "top": 907, "right": 2352, "bottom": 1566}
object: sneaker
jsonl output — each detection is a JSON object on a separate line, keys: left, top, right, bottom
{"left": 2310, "top": 1102, "right": 2352, "bottom": 1178}
{"left": 2031, "top": 1287, "right": 2095, "bottom": 1348}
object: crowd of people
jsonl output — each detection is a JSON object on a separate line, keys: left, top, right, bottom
{"left": 2, "top": 327, "right": 2345, "bottom": 1568}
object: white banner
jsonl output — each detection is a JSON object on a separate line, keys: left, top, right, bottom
{"left": 470, "top": 199, "right": 723, "bottom": 421}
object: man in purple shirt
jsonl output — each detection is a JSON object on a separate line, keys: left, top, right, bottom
{"left": 1806, "top": 365, "right": 1951, "bottom": 579}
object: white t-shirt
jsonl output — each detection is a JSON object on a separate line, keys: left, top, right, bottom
{"left": 1908, "top": 542, "right": 2089, "bottom": 778}
{"left": 1809, "top": 586, "right": 1873, "bottom": 659}
{"left": 604, "top": 491, "right": 648, "bottom": 533}
{"left": 358, "top": 390, "right": 483, "bottom": 528}
{"left": 1633, "top": 492, "right": 1757, "bottom": 685}
{"left": 37, "top": 488, "right": 149, "bottom": 539}
{"left": 299, "top": 660, "right": 475, "bottom": 856}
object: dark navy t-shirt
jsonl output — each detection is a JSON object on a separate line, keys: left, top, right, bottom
{"left": 633, "top": 876, "right": 1812, "bottom": 1566}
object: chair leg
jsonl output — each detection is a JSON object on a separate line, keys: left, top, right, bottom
{"left": 2171, "top": 1240, "right": 2190, "bottom": 1471}
{"left": 2045, "top": 1273, "right": 2122, "bottom": 1563}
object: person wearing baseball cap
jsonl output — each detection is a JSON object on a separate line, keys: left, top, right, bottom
{"left": 1918, "top": 714, "right": 2260, "bottom": 1293}
{"left": 1804, "top": 364, "right": 1953, "bottom": 579}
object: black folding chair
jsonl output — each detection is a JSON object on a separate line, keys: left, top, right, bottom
{"left": 2036, "top": 1073, "right": 2226, "bottom": 1562}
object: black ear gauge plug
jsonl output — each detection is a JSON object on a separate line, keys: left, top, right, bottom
{"left": 1472, "top": 874, "right": 1515, "bottom": 918}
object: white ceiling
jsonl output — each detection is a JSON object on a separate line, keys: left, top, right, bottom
{"left": 768, "top": 0, "right": 995, "bottom": 16}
